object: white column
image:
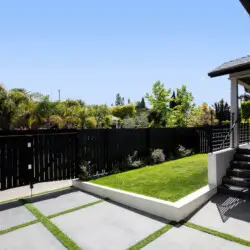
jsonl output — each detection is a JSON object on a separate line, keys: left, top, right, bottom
{"left": 230, "top": 78, "right": 239, "bottom": 148}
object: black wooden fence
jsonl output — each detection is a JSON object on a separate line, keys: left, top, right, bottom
{"left": 1, "top": 125, "right": 240, "bottom": 191}
{"left": 0, "top": 130, "right": 79, "bottom": 190}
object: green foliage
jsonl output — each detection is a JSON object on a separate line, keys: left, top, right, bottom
{"left": 123, "top": 117, "right": 136, "bottom": 128}
{"left": 241, "top": 101, "right": 250, "bottom": 120}
{"left": 146, "top": 81, "right": 172, "bottom": 127}
{"left": 124, "top": 151, "right": 145, "bottom": 169}
{"left": 151, "top": 149, "right": 165, "bottom": 164}
{"left": 176, "top": 145, "right": 193, "bottom": 158}
{"left": 168, "top": 85, "right": 194, "bottom": 127}
{"left": 85, "top": 116, "right": 97, "bottom": 128}
{"left": 135, "top": 113, "right": 149, "bottom": 128}
{"left": 115, "top": 93, "right": 124, "bottom": 106}
{"left": 91, "top": 154, "right": 208, "bottom": 202}
{"left": 111, "top": 104, "right": 136, "bottom": 119}
{"left": 169, "top": 91, "right": 177, "bottom": 109}
{"left": 187, "top": 103, "right": 216, "bottom": 127}
{"left": 213, "top": 99, "right": 230, "bottom": 124}
{"left": 136, "top": 97, "right": 146, "bottom": 109}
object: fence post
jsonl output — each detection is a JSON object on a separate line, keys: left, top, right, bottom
{"left": 231, "top": 113, "right": 235, "bottom": 148}
{"left": 209, "top": 126, "right": 213, "bottom": 153}
{"left": 104, "top": 129, "right": 109, "bottom": 173}
{"left": 75, "top": 131, "right": 80, "bottom": 177}
{"left": 146, "top": 128, "right": 151, "bottom": 165}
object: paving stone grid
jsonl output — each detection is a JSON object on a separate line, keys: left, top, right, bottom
{"left": 0, "top": 187, "right": 249, "bottom": 250}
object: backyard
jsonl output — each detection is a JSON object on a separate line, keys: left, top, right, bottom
{"left": 91, "top": 154, "right": 208, "bottom": 202}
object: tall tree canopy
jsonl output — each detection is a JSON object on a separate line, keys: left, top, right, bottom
{"left": 213, "top": 99, "right": 230, "bottom": 124}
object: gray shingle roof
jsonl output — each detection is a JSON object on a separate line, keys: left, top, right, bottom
{"left": 208, "top": 55, "right": 250, "bottom": 77}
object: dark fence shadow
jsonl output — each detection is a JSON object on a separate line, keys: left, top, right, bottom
{"left": 211, "top": 194, "right": 250, "bottom": 223}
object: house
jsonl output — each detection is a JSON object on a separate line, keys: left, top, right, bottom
{"left": 207, "top": 1, "right": 250, "bottom": 198}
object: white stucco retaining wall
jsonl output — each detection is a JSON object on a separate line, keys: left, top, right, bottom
{"left": 73, "top": 180, "right": 217, "bottom": 222}
{"left": 208, "top": 148, "right": 235, "bottom": 187}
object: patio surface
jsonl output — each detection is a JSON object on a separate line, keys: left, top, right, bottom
{"left": 0, "top": 187, "right": 250, "bottom": 249}
{"left": 188, "top": 194, "right": 250, "bottom": 241}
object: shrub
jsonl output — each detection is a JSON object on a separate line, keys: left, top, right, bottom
{"left": 176, "top": 145, "right": 193, "bottom": 158}
{"left": 85, "top": 116, "right": 97, "bottom": 128}
{"left": 123, "top": 117, "right": 136, "bottom": 128}
{"left": 79, "top": 161, "right": 91, "bottom": 180}
{"left": 124, "top": 151, "right": 145, "bottom": 169}
{"left": 111, "top": 104, "right": 136, "bottom": 119}
{"left": 241, "top": 101, "right": 250, "bottom": 120}
{"left": 151, "top": 149, "right": 165, "bottom": 164}
{"left": 135, "top": 113, "right": 149, "bottom": 128}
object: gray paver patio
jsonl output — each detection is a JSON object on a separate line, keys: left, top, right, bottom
{"left": 52, "top": 200, "right": 166, "bottom": 250}
{"left": 32, "top": 188, "right": 100, "bottom": 216}
{"left": 143, "top": 226, "right": 249, "bottom": 250}
{"left": 0, "top": 180, "right": 73, "bottom": 203}
{"left": 188, "top": 194, "right": 250, "bottom": 241}
{"left": 0, "top": 223, "right": 66, "bottom": 250}
{"left": 0, "top": 201, "right": 36, "bottom": 230}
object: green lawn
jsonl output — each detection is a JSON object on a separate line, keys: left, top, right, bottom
{"left": 90, "top": 154, "right": 208, "bottom": 202}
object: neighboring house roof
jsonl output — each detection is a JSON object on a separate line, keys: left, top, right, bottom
{"left": 240, "top": 0, "right": 250, "bottom": 14}
{"left": 208, "top": 55, "right": 250, "bottom": 77}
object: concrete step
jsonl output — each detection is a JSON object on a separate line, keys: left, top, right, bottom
{"left": 222, "top": 176, "right": 250, "bottom": 188}
{"left": 237, "top": 147, "right": 250, "bottom": 155}
{"left": 227, "top": 168, "right": 250, "bottom": 178}
{"left": 230, "top": 160, "right": 250, "bottom": 169}
{"left": 234, "top": 153, "right": 250, "bottom": 162}
{"left": 218, "top": 184, "right": 250, "bottom": 199}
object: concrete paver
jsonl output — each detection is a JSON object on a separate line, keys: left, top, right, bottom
{"left": 0, "top": 201, "right": 36, "bottom": 230}
{"left": 32, "top": 189, "right": 100, "bottom": 216}
{"left": 0, "top": 180, "right": 73, "bottom": 203}
{"left": 143, "top": 226, "right": 249, "bottom": 250}
{"left": 0, "top": 223, "right": 65, "bottom": 250}
{"left": 52, "top": 200, "right": 166, "bottom": 250}
{"left": 188, "top": 194, "right": 250, "bottom": 241}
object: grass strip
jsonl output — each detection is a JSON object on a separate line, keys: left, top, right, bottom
{"left": 0, "top": 219, "right": 38, "bottom": 235}
{"left": 128, "top": 224, "right": 173, "bottom": 250}
{"left": 22, "top": 200, "right": 81, "bottom": 250}
{"left": 0, "top": 186, "right": 72, "bottom": 205}
{"left": 48, "top": 199, "right": 104, "bottom": 219}
{"left": 185, "top": 221, "right": 250, "bottom": 247}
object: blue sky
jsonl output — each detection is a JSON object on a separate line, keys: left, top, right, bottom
{"left": 0, "top": 0, "right": 249, "bottom": 106}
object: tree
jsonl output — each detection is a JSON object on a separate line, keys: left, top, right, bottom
{"left": 169, "top": 91, "right": 177, "bottom": 109}
{"left": 146, "top": 81, "right": 171, "bottom": 127}
{"left": 213, "top": 99, "right": 230, "bottom": 124}
{"left": 136, "top": 97, "right": 146, "bottom": 109}
{"left": 111, "top": 104, "right": 136, "bottom": 119}
{"left": 188, "top": 103, "right": 216, "bottom": 127}
{"left": 115, "top": 93, "right": 124, "bottom": 106}
{"left": 169, "top": 85, "right": 194, "bottom": 127}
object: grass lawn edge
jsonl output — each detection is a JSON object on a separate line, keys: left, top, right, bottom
{"left": 127, "top": 223, "right": 173, "bottom": 250}
{"left": 90, "top": 154, "right": 208, "bottom": 202}
{"left": 22, "top": 199, "right": 81, "bottom": 250}
{"left": 184, "top": 221, "right": 250, "bottom": 247}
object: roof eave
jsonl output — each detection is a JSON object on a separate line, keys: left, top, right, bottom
{"left": 208, "top": 63, "right": 250, "bottom": 78}
{"left": 240, "top": 0, "right": 250, "bottom": 14}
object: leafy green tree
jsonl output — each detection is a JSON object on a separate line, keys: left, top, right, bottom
{"left": 187, "top": 103, "right": 216, "bottom": 127}
{"left": 115, "top": 93, "right": 124, "bottom": 106}
{"left": 136, "top": 97, "right": 146, "bottom": 109}
{"left": 169, "top": 85, "right": 194, "bottom": 127}
{"left": 111, "top": 104, "right": 136, "bottom": 119}
{"left": 123, "top": 117, "right": 136, "bottom": 128}
{"left": 213, "top": 99, "right": 230, "bottom": 124}
{"left": 146, "top": 81, "right": 171, "bottom": 127}
{"left": 169, "top": 91, "right": 177, "bottom": 109}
